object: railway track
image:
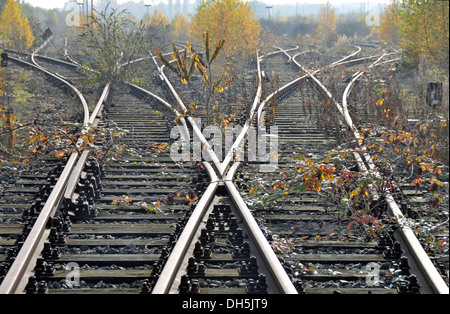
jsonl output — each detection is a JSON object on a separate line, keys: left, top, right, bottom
{"left": 238, "top": 49, "right": 404, "bottom": 294}
{"left": 0, "top": 48, "right": 90, "bottom": 294}
{"left": 338, "top": 54, "right": 449, "bottom": 294}
{"left": 32, "top": 84, "right": 209, "bottom": 294}
{"left": 0, "top": 39, "right": 448, "bottom": 295}
{"left": 238, "top": 45, "right": 448, "bottom": 294}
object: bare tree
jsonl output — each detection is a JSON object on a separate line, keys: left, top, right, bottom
{"left": 77, "top": 7, "right": 147, "bottom": 87}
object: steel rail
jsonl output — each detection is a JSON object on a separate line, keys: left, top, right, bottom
{"left": 34, "top": 53, "right": 79, "bottom": 71}
{"left": 1, "top": 45, "right": 113, "bottom": 294}
{"left": 32, "top": 43, "right": 213, "bottom": 293}
{"left": 30, "top": 46, "right": 112, "bottom": 204}
{"left": 31, "top": 39, "right": 90, "bottom": 124}
{"left": 34, "top": 45, "right": 200, "bottom": 294}
{"left": 127, "top": 82, "right": 191, "bottom": 143}
{"left": 151, "top": 163, "right": 219, "bottom": 294}
{"left": 152, "top": 49, "right": 299, "bottom": 294}
{"left": 89, "top": 83, "right": 111, "bottom": 127}
{"left": 292, "top": 47, "right": 448, "bottom": 294}
{"left": 0, "top": 51, "right": 90, "bottom": 294}
{"left": 341, "top": 55, "right": 449, "bottom": 295}
{"left": 63, "top": 37, "right": 81, "bottom": 66}
{"left": 0, "top": 43, "right": 194, "bottom": 294}
{"left": 151, "top": 44, "right": 395, "bottom": 295}
{"left": 287, "top": 50, "right": 401, "bottom": 132}
{"left": 206, "top": 44, "right": 298, "bottom": 176}
{"left": 155, "top": 45, "right": 267, "bottom": 176}
{"left": 4, "top": 49, "right": 89, "bottom": 125}
{"left": 31, "top": 38, "right": 52, "bottom": 69}
{"left": 329, "top": 44, "right": 361, "bottom": 67}
{"left": 118, "top": 41, "right": 222, "bottom": 296}
{"left": 261, "top": 45, "right": 448, "bottom": 294}
{"left": 154, "top": 44, "right": 366, "bottom": 294}
{"left": 256, "top": 45, "right": 364, "bottom": 127}
{"left": 31, "top": 46, "right": 112, "bottom": 206}
{"left": 0, "top": 153, "right": 78, "bottom": 294}
{"left": 211, "top": 45, "right": 392, "bottom": 294}
{"left": 56, "top": 51, "right": 212, "bottom": 294}
{"left": 219, "top": 44, "right": 296, "bottom": 168}
{"left": 224, "top": 163, "right": 298, "bottom": 294}
{"left": 151, "top": 54, "right": 259, "bottom": 293}
{"left": 214, "top": 46, "right": 360, "bottom": 294}
{"left": 158, "top": 57, "right": 224, "bottom": 177}
{"left": 3, "top": 45, "right": 80, "bottom": 71}
{"left": 63, "top": 72, "right": 193, "bottom": 217}
{"left": 219, "top": 51, "right": 263, "bottom": 176}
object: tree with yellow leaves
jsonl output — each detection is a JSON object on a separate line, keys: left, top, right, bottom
{"left": 145, "top": 10, "right": 170, "bottom": 26}
{"left": 314, "top": 2, "right": 337, "bottom": 48}
{"left": 378, "top": 0, "right": 401, "bottom": 44}
{"left": 395, "top": 0, "right": 449, "bottom": 69}
{"left": 191, "top": 0, "right": 260, "bottom": 61}
{"left": 172, "top": 14, "right": 191, "bottom": 41}
{"left": 0, "top": 0, "right": 35, "bottom": 50}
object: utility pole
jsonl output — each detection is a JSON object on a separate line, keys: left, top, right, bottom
{"left": 266, "top": 6, "right": 273, "bottom": 20}
{"left": 85, "top": 0, "right": 89, "bottom": 23}
{"left": 77, "top": 0, "right": 83, "bottom": 19}
{"left": 144, "top": 0, "right": 153, "bottom": 18}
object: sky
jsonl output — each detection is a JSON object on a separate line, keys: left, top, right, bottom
{"left": 23, "top": 0, "right": 391, "bottom": 10}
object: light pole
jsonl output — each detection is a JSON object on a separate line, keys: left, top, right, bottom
{"left": 85, "top": 0, "right": 88, "bottom": 22}
{"left": 77, "top": 0, "right": 84, "bottom": 18}
{"left": 144, "top": 0, "right": 153, "bottom": 18}
{"left": 266, "top": 6, "right": 273, "bottom": 21}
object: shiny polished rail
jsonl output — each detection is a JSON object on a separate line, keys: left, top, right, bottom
{"left": 0, "top": 44, "right": 193, "bottom": 294}
{"left": 340, "top": 55, "right": 449, "bottom": 295}
{"left": 0, "top": 49, "right": 89, "bottom": 294}
{"left": 292, "top": 48, "right": 449, "bottom": 295}
{"left": 150, "top": 45, "right": 301, "bottom": 294}
{"left": 150, "top": 44, "right": 377, "bottom": 294}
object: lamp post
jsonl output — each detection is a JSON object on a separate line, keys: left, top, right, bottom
{"left": 144, "top": 0, "right": 153, "bottom": 18}
{"left": 77, "top": 0, "right": 84, "bottom": 18}
{"left": 85, "top": 0, "right": 88, "bottom": 22}
{"left": 266, "top": 6, "right": 273, "bottom": 20}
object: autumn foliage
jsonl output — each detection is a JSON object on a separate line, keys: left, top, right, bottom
{"left": 156, "top": 31, "right": 235, "bottom": 125}
{"left": 191, "top": 0, "right": 260, "bottom": 60}
{"left": 172, "top": 14, "right": 191, "bottom": 41}
{"left": 314, "top": 2, "right": 338, "bottom": 47}
{"left": 394, "top": 0, "right": 449, "bottom": 68}
{"left": 0, "top": 0, "right": 34, "bottom": 50}
{"left": 378, "top": 0, "right": 401, "bottom": 44}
